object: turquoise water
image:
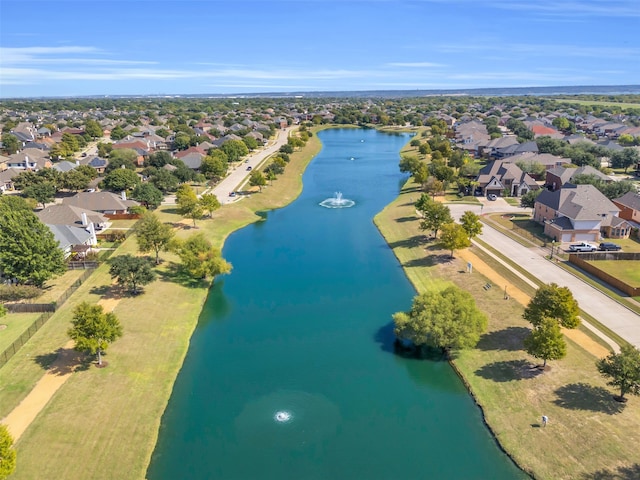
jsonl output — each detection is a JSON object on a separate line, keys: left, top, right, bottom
{"left": 148, "top": 128, "right": 527, "bottom": 479}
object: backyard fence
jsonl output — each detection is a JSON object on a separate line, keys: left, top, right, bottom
{"left": 0, "top": 267, "right": 95, "bottom": 368}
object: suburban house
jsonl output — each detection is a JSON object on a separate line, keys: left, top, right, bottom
{"left": 475, "top": 160, "right": 539, "bottom": 197}
{"left": 502, "top": 152, "right": 566, "bottom": 173}
{"left": 534, "top": 183, "right": 631, "bottom": 242}
{"left": 0, "top": 168, "right": 21, "bottom": 192}
{"left": 545, "top": 165, "right": 611, "bottom": 191}
{"left": 612, "top": 192, "right": 640, "bottom": 225}
{"left": 493, "top": 141, "right": 539, "bottom": 159}
{"left": 6, "top": 150, "right": 52, "bottom": 170}
{"left": 80, "top": 156, "right": 108, "bottom": 174}
{"left": 62, "top": 191, "right": 139, "bottom": 215}
{"left": 36, "top": 204, "right": 108, "bottom": 232}
{"left": 46, "top": 224, "right": 96, "bottom": 259}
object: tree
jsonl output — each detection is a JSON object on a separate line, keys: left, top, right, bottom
{"left": 523, "top": 317, "right": 567, "bottom": 368}
{"left": 415, "top": 195, "right": 453, "bottom": 239}
{"left": 135, "top": 212, "right": 174, "bottom": 264}
{"left": 1, "top": 133, "right": 20, "bottom": 155}
{"left": 523, "top": 283, "right": 580, "bottom": 329}
{"left": 220, "top": 139, "right": 249, "bottom": 162}
{"left": 393, "top": 286, "right": 487, "bottom": 354}
{"left": 0, "top": 205, "right": 66, "bottom": 287}
{"left": 105, "top": 149, "right": 138, "bottom": 172}
{"left": 243, "top": 136, "right": 258, "bottom": 151}
{"left": 84, "top": 119, "right": 103, "bottom": 139}
{"left": 249, "top": 170, "right": 267, "bottom": 192}
{"left": 108, "top": 254, "right": 156, "bottom": 294}
{"left": 175, "top": 184, "right": 203, "bottom": 227}
{"left": 199, "top": 193, "right": 221, "bottom": 217}
{"left": 200, "top": 151, "right": 228, "bottom": 179}
{"left": 23, "top": 181, "right": 56, "bottom": 208}
{"left": 172, "top": 232, "right": 232, "bottom": 280}
{"left": 67, "top": 302, "right": 122, "bottom": 367}
{"left": 147, "top": 168, "right": 179, "bottom": 193}
{"left": 399, "top": 154, "right": 422, "bottom": 175}
{"left": 610, "top": 148, "right": 640, "bottom": 173}
{"left": 438, "top": 222, "right": 470, "bottom": 257}
{"left": 0, "top": 423, "right": 16, "bottom": 479}
{"left": 132, "top": 182, "right": 164, "bottom": 209}
{"left": 62, "top": 168, "right": 93, "bottom": 192}
{"left": 597, "top": 345, "right": 640, "bottom": 402}
{"left": 520, "top": 189, "right": 542, "bottom": 209}
{"left": 459, "top": 210, "right": 483, "bottom": 239}
{"left": 0, "top": 304, "right": 6, "bottom": 318}
{"left": 110, "top": 125, "right": 127, "bottom": 141}
{"left": 101, "top": 168, "right": 140, "bottom": 191}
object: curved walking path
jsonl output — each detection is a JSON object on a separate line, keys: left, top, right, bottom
{"left": 2, "top": 296, "right": 121, "bottom": 441}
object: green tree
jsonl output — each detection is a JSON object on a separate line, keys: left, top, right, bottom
{"left": 0, "top": 304, "right": 6, "bottom": 318}
{"left": 135, "top": 212, "right": 174, "bottom": 264}
{"left": 1, "top": 133, "right": 20, "bottom": 155}
{"left": 23, "top": 181, "right": 56, "bottom": 208}
{"left": 147, "top": 168, "right": 179, "bottom": 193}
{"left": 552, "top": 116, "right": 571, "bottom": 132}
{"left": 459, "top": 210, "right": 483, "bottom": 239}
{"left": 220, "top": 139, "right": 249, "bottom": 162}
{"left": 173, "top": 232, "right": 232, "bottom": 280}
{"left": 393, "top": 286, "right": 487, "bottom": 354}
{"left": 175, "top": 184, "right": 203, "bottom": 227}
{"left": 199, "top": 193, "right": 221, "bottom": 217}
{"left": 0, "top": 423, "right": 16, "bottom": 479}
{"left": 249, "top": 170, "right": 267, "bottom": 192}
{"left": 415, "top": 195, "right": 453, "bottom": 239}
{"left": 67, "top": 302, "right": 123, "bottom": 366}
{"left": 438, "top": 222, "right": 470, "bottom": 257}
{"left": 110, "top": 125, "right": 127, "bottom": 141}
{"left": 132, "top": 182, "right": 164, "bottom": 209}
{"left": 0, "top": 205, "right": 66, "bottom": 287}
{"left": 523, "top": 317, "right": 567, "bottom": 368}
{"left": 102, "top": 168, "right": 140, "bottom": 191}
{"left": 610, "top": 148, "right": 640, "bottom": 173}
{"left": 523, "top": 283, "right": 580, "bottom": 329}
{"left": 84, "top": 119, "right": 103, "bottom": 139}
{"left": 62, "top": 168, "right": 92, "bottom": 192}
{"left": 597, "top": 345, "right": 640, "bottom": 402}
{"left": 200, "top": 151, "right": 228, "bottom": 179}
{"left": 399, "top": 155, "right": 422, "bottom": 175}
{"left": 520, "top": 189, "right": 542, "bottom": 209}
{"left": 105, "top": 149, "right": 138, "bottom": 172}
{"left": 242, "top": 136, "right": 258, "bottom": 151}
{"left": 108, "top": 254, "right": 156, "bottom": 294}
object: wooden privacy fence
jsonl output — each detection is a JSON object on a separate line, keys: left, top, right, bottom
{"left": 0, "top": 268, "right": 95, "bottom": 368}
{"left": 569, "top": 253, "right": 640, "bottom": 297}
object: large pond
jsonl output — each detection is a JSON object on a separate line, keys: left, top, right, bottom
{"left": 148, "top": 128, "right": 526, "bottom": 479}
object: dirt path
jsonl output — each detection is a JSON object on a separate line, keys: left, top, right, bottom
{"left": 2, "top": 295, "right": 121, "bottom": 441}
{"left": 457, "top": 248, "right": 611, "bottom": 359}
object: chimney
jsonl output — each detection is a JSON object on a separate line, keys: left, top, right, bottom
{"left": 88, "top": 222, "right": 97, "bottom": 246}
{"left": 121, "top": 191, "right": 127, "bottom": 201}
{"left": 81, "top": 212, "right": 88, "bottom": 226}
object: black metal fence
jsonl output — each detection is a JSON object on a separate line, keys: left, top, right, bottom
{"left": 0, "top": 268, "right": 95, "bottom": 369}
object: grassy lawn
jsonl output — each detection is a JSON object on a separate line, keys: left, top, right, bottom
{"left": 585, "top": 260, "right": 640, "bottom": 287}
{"left": 36, "top": 268, "right": 88, "bottom": 304}
{"left": 375, "top": 177, "right": 640, "bottom": 479}
{"left": 107, "top": 219, "right": 139, "bottom": 229}
{"left": 6, "top": 130, "right": 323, "bottom": 480}
{"left": 551, "top": 98, "right": 640, "bottom": 110}
{"left": 0, "top": 313, "right": 42, "bottom": 353}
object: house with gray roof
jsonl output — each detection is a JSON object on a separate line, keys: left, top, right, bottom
{"left": 475, "top": 160, "right": 539, "bottom": 197}
{"left": 534, "top": 183, "right": 631, "bottom": 242}
{"left": 494, "top": 141, "right": 539, "bottom": 159}
{"left": 612, "top": 192, "right": 640, "bottom": 225}
{"left": 545, "top": 165, "right": 611, "bottom": 191}
{"left": 36, "top": 204, "right": 108, "bottom": 231}
{"left": 47, "top": 224, "right": 95, "bottom": 259}
{"left": 62, "top": 191, "right": 138, "bottom": 215}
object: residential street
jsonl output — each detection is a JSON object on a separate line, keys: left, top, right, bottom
{"left": 449, "top": 201, "right": 640, "bottom": 348}
{"left": 210, "top": 127, "right": 293, "bottom": 204}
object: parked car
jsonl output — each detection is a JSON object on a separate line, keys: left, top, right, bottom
{"left": 229, "top": 191, "right": 236, "bottom": 197}
{"left": 246, "top": 166, "right": 252, "bottom": 171}
{"left": 487, "top": 194, "right": 497, "bottom": 201}
{"left": 598, "top": 242, "right": 622, "bottom": 251}
{"left": 568, "top": 242, "right": 597, "bottom": 252}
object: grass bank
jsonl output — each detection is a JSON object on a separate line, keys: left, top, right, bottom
{"left": 5, "top": 131, "right": 323, "bottom": 479}
{"left": 374, "top": 179, "right": 640, "bottom": 479}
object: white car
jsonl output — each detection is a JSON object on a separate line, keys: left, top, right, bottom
{"left": 568, "top": 242, "right": 597, "bottom": 252}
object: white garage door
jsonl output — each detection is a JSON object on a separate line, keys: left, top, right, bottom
{"left": 561, "top": 233, "right": 572, "bottom": 242}
{"left": 574, "top": 233, "right": 596, "bottom": 242}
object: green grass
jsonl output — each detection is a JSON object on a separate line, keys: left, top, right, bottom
{"left": 107, "top": 219, "right": 138, "bottom": 229}
{"left": 375, "top": 178, "right": 640, "bottom": 479}
{"left": 550, "top": 98, "right": 640, "bottom": 110}
{"left": 586, "top": 260, "right": 640, "bottom": 287}
{"left": 36, "top": 269, "right": 88, "bottom": 304}
{"left": 6, "top": 129, "right": 323, "bottom": 480}
{"left": 0, "top": 313, "right": 42, "bottom": 353}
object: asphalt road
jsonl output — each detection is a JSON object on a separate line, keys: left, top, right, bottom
{"left": 210, "top": 127, "right": 293, "bottom": 205}
{"left": 449, "top": 201, "right": 640, "bottom": 348}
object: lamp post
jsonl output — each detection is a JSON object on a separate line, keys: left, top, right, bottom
{"left": 550, "top": 241, "right": 556, "bottom": 259}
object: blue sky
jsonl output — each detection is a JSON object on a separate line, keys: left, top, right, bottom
{"left": 1, "top": 0, "right": 638, "bottom": 98}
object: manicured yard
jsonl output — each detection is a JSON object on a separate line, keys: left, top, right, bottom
{"left": 375, "top": 178, "right": 640, "bottom": 479}
{"left": 0, "top": 313, "right": 42, "bottom": 353}
{"left": 36, "top": 268, "right": 88, "bottom": 304}
{"left": 586, "top": 260, "right": 640, "bottom": 287}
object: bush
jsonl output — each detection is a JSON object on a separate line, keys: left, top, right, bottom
{"left": 0, "top": 284, "right": 42, "bottom": 302}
